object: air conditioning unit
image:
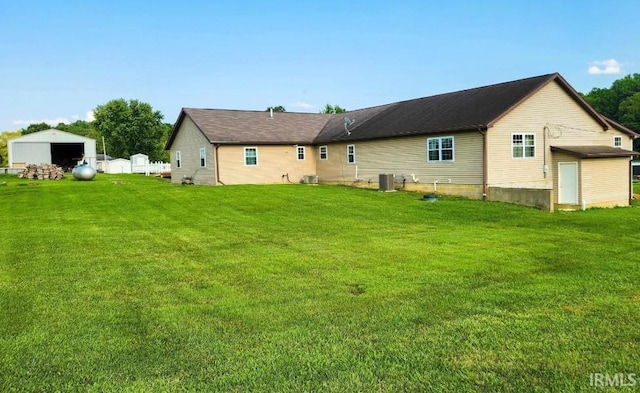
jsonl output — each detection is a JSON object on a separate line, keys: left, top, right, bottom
{"left": 303, "top": 174, "right": 319, "bottom": 184}
{"left": 379, "top": 173, "right": 395, "bottom": 192}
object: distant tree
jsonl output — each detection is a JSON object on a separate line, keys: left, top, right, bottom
{"left": 320, "top": 104, "right": 346, "bottom": 114}
{"left": 583, "top": 73, "right": 640, "bottom": 151}
{"left": 56, "top": 120, "right": 98, "bottom": 139}
{"left": 265, "top": 106, "right": 286, "bottom": 112}
{"left": 93, "top": 99, "right": 167, "bottom": 160}
{"left": 157, "top": 122, "right": 173, "bottom": 161}
{"left": 0, "top": 130, "right": 22, "bottom": 166}
{"left": 22, "top": 122, "right": 51, "bottom": 134}
{"left": 581, "top": 87, "right": 618, "bottom": 119}
{"left": 618, "top": 92, "right": 640, "bottom": 151}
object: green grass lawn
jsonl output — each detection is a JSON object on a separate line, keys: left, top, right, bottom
{"left": 1, "top": 174, "right": 639, "bottom": 392}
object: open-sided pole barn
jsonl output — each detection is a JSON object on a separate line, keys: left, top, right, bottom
{"left": 8, "top": 129, "right": 97, "bottom": 171}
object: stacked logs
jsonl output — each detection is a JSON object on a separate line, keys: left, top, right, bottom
{"left": 18, "top": 164, "right": 64, "bottom": 180}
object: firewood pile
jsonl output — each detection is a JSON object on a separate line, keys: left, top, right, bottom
{"left": 17, "top": 164, "right": 64, "bottom": 180}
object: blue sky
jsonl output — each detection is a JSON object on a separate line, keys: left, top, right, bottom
{"left": 1, "top": 0, "right": 639, "bottom": 132}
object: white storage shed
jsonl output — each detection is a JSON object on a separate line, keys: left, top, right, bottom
{"left": 106, "top": 158, "right": 132, "bottom": 174}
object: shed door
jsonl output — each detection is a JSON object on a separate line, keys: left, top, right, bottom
{"left": 558, "top": 162, "right": 578, "bottom": 204}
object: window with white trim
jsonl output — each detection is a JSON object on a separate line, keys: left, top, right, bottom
{"left": 199, "top": 147, "right": 206, "bottom": 167}
{"left": 244, "top": 147, "right": 258, "bottom": 166}
{"left": 427, "top": 136, "right": 454, "bottom": 162}
{"left": 319, "top": 145, "right": 328, "bottom": 160}
{"left": 175, "top": 151, "right": 181, "bottom": 168}
{"left": 347, "top": 144, "right": 356, "bottom": 164}
{"left": 297, "top": 146, "right": 305, "bottom": 160}
{"left": 614, "top": 136, "right": 622, "bottom": 148}
{"left": 512, "top": 133, "right": 535, "bottom": 158}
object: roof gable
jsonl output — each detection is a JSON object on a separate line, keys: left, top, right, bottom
{"left": 166, "top": 109, "right": 333, "bottom": 149}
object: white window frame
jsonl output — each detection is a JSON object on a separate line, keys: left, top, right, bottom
{"left": 347, "top": 144, "right": 356, "bottom": 164}
{"left": 297, "top": 146, "right": 305, "bottom": 161}
{"left": 512, "top": 133, "right": 536, "bottom": 158}
{"left": 427, "top": 136, "right": 455, "bottom": 162}
{"left": 199, "top": 147, "right": 206, "bottom": 167}
{"left": 319, "top": 145, "right": 328, "bottom": 160}
{"left": 244, "top": 147, "right": 258, "bottom": 166}
{"left": 175, "top": 151, "right": 181, "bottom": 168}
{"left": 614, "top": 136, "right": 622, "bottom": 148}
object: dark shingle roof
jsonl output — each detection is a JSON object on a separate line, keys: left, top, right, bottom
{"left": 603, "top": 116, "right": 639, "bottom": 138}
{"left": 168, "top": 109, "right": 333, "bottom": 147}
{"left": 166, "top": 73, "right": 614, "bottom": 148}
{"left": 315, "top": 73, "right": 608, "bottom": 143}
{"left": 550, "top": 145, "right": 640, "bottom": 158}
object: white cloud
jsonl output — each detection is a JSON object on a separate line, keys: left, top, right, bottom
{"left": 588, "top": 59, "right": 622, "bottom": 75}
{"left": 290, "top": 102, "right": 315, "bottom": 111}
{"left": 12, "top": 111, "right": 95, "bottom": 127}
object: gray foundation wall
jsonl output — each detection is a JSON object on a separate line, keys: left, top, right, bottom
{"left": 488, "top": 187, "right": 553, "bottom": 212}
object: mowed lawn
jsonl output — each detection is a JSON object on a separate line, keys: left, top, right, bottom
{"left": 1, "top": 174, "right": 639, "bottom": 392}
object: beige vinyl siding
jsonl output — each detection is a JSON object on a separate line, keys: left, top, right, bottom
{"left": 217, "top": 145, "right": 317, "bottom": 185}
{"left": 487, "top": 80, "right": 633, "bottom": 189}
{"left": 551, "top": 153, "right": 630, "bottom": 208}
{"left": 581, "top": 157, "right": 630, "bottom": 207}
{"left": 169, "top": 117, "right": 215, "bottom": 185}
{"left": 316, "top": 133, "right": 483, "bottom": 185}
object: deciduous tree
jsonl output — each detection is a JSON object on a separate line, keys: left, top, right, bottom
{"left": 265, "top": 106, "right": 286, "bottom": 112}
{"left": 93, "top": 99, "right": 167, "bottom": 160}
{"left": 0, "top": 130, "right": 22, "bottom": 166}
{"left": 319, "top": 104, "right": 346, "bottom": 114}
{"left": 22, "top": 122, "right": 51, "bottom": 134}
{"left": 583, "top": 73, "right": 640, "bottom": 151}
{"left": 56, "top": 120, "right": 98, "bottom": 139}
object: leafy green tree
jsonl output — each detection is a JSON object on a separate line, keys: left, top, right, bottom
{"left": 582, "top": 87, "right": 618, "bottom": 119}
{"left": 583, "top": 73, "right": 640, "bottom": 151}
{"left": 0, "top": 130, "right": 22, "bottom": 166}
{"left": 56, "top": 120, "right": 98, "bottom": 138}
{"left": 618, "top": 92, "right": 640, "bottom": 150}
{"left": 93, "top": 99, "right": 167, "bottom": 160}
{"left": 320, "top": 104, "right": 347, "bottom": 114}
{"left": 22, "top": 122, "right": 51, "bottom": 134}
{"left": 265, "top": 106, "right": 286, "bottom": 112}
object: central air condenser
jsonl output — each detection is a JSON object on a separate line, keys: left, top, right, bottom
{"left": 379, "top": 173, "right": 395, "bottom": 192}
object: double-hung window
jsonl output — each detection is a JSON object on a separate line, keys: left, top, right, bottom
{"left": 199, "top": 147, "right": 206, "bottom": 167}
{"left": 319, "top": 146, "right": 328, "bottom": 160}
{"left": 244, "top": 147, "right": 258, "bottom": 166}
{"left": 427, "top": 136, "right": 454, "bottom": 162}
{"left": 614, "top": 136, "right": 622, "bottom": 148}
{"left": 512, "top": 133, "right": 535, "bottom": 158}
{"left": 347, "top": 144, "right": 356, "bottom": 164}
{"left": 297, "top": 146, "right": 305, "bottom": 160}
{"left": 175, "top": 151, "right": 181, "bottom": 168}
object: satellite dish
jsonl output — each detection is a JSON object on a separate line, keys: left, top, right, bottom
{"left": 343, "top": 117, "right": 355, "bottom": 135}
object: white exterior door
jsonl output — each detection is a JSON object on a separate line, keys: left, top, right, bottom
{"left": 558, "top": 162, "right": 578, "bottom": 204}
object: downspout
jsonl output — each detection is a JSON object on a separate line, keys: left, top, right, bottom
{"left": 543, "top": 126, "right": 548, "bottom": 178}
{"left": 214, "top": 144, "right": 225, "bottom": 185}
{"left": 478, "top": 127, "right": 488, "bottom": 200}
{"left": 630, "top": 159, "right": 634, "bottom": 204}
